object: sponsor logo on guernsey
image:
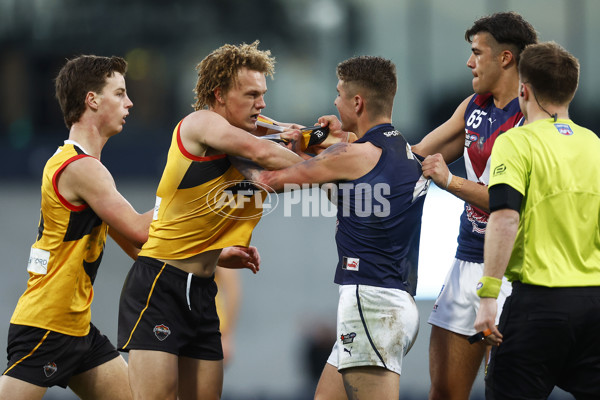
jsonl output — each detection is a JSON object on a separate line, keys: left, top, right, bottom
{"left": 342, "top": 257, "right": 360, "bottom": 271}
{"left": 153, "top": 324, "right": 171, "bottom": 341}
{"left": 27, "top": 247, "right": 50, "bottom": 275}
{"left": 493, "top": 163, "right": 506, "bottom": 177}
{"left": 341, "top": 332, "right": 356, "bottom": 344}
{"left": 464, "top": 130, "right": 479, "bottom": 148}
{"left": 43, "top": 361, "right": 57, "bottom": 377}
{"left": 152, "top": 196, "right": 162, "bottom": 220}
{"left": 554, "top": 123, "right": 573, "bottom": 136}
{"left": 382, "top": 130, "right": 400, "bottom": 137}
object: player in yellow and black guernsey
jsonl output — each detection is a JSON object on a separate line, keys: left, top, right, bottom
{"left": 0, "top": 56, "right": 153, "bottom": 400}
{"left": 117, "top": 41, "right": 303, "bottom": 400}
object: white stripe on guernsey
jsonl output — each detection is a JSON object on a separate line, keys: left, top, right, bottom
{"left": 463, "top": 147, "right": 478, "bottom": 182}
{"left": 64, "top": 139, "right": 90, "bottom": 155}
{"left": 463, "top": 146, "right": 492, "bottom": 184}
{"left": 186, "top": 273, "right": 192, "bottom": 310}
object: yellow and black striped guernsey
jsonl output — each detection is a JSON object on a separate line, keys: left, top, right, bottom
{"left": 139, "top": 119, "right": 264, "bottom": 260}
{"left": 11, "top": 142, "right": 108, "bottom": 336}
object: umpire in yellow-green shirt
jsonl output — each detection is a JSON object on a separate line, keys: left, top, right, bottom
{"left": 474, "top": 41, "right": 600, "bottom": 399}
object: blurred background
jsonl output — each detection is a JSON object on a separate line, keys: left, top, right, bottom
{"left": 1, "top": 0, "right": 598, "bottom": 398}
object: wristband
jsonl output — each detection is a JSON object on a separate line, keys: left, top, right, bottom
{"left": 445, "top": 172, "right": 453, "bottom": 189}
{"left": 476, "top": 276, "right": 502, "bottom": 298}
{"left": 447, "top": 175, "right": 465, "bottom": 193}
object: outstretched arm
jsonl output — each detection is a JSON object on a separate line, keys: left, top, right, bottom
{"left": 182, "top": 111, "right": 303, "bottom": 170}
{"left": 256, "top": 141, "right": 380, "bottom": 192}
{"left": 421, "top": 153, "right": 491, "bottom": 212}
{"left": 411, "top": 95, "right": 472, "bottom": 163}
{"left": 413, "top": 95, "right": 491, "bottom": 211}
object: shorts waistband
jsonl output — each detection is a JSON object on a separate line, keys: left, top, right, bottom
{"left": 512, "top": 281, "right": 600, "bottom": 296}
{"left": 136, "top": 256, "right": 215, "bottom": 284}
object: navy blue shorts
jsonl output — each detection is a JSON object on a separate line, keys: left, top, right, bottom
{"left": 118, "top": 256, "right": 222, "bottom": 360}
{"left": 486, "top": 282, "right": 600, "bottom": 399}
{"left": 3, "top": 323, "right": 119, "bottom": 388}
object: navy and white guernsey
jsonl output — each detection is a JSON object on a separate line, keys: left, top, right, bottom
{"left": 456, "top": 93, "right": 523, "bottom": 262}
{"left": 334, "top": 123, "right": 429, "bottom": 296}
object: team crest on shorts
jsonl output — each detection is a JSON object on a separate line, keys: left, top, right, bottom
{"left": 43, "top": 361, "right": 57, "bottom": 377}
{"left": 342, "top": 257, "right": 360, "bottom": 271}
{"left": 154, "top": 324, "right": 171, "bottom": 341}
{"left": 341, "top": 332, "right": 356, "bottom": 344}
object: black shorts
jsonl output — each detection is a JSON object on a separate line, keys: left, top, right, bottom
{"left": 486, "top": 282, "right": 600, "bottom": 400}
{"left": 3, "top": 323, "right": 119, "bottom": 388}
{"left": 118, "top": 256, "right": 222, "bottom": 360}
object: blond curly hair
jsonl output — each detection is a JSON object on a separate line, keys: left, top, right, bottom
{"left": 193, "top": 40, "right": 275, "bottom": 110}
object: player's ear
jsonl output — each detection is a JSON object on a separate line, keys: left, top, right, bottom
{"left": 500, "top": 50, "right": 514, "bottom": 67}
{"left": 354, "top": 95, "right": 364, "bottom": 113}
{"left": 86, "top": 91, "right": 99, "bottom": 110}
{"left": 214, "top": 88, "right": 225, "bottom": 104}
{"left": 520, "top": 83, "right": 528, "bottom": 99}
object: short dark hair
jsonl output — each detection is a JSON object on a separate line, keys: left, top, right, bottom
{"left": 465, "top": 11, "right": 538, "bottom": 64}
{"left": 519, "top": 41, "right": 579, "bottom": 105}
{"left": 336, "top": 56, "right": 396, "bottom": 117}
{"left": 193, "top": 40, "right": 275, "bottom": 110}
{"left": 55, "top": 55, "right": 127, "bottom": 129}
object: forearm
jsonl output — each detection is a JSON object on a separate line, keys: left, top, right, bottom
{"left": 412, "top": 139, "right": 463, "bottom": 164}
{"left": 444, "top": 174, "right": 491, "bottom": 212}
{"left": 253, "top": 142, "right": 304, "bottom": 170}
{"left": 108, "top": 226, "right": 142, "bottom": 260}
{"left": 483, "top": 210, "right": 520, "bottom": 279}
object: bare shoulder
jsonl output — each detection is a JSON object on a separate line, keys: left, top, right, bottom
{"left": 181, "top": 110, "right": 227, "bottom": 136}
{"left": 58, "top": 156, "right": 114, "bottom": 205}
{"left": 62, "top": 156, "right": 112, "bottom": 184}
{"left": 317, "top": 141, "right": 379, "bottom": 161}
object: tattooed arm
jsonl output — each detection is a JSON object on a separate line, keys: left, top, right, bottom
{"left": 255, "top": 142, "right": 381, "bottom": 192}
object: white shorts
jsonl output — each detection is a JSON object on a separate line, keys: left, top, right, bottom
{"left": 326, "top": 284, "right": 419, "bottom": 375}
{"left": 427, "top": 258, "right": 512, "bottom": 336}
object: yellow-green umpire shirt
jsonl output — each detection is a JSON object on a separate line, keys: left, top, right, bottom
{"left": 489, "top": 118, "right": 600, "bottom": 287}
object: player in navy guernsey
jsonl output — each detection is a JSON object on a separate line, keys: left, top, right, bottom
{"left": 411, "top": 12, "right": 538, "bottom": 400}
{"left": 248, "top": 56, "right": 428, "bottom": 400}
{"left": 334, "top": 123, "right": 427, "bottom": 295}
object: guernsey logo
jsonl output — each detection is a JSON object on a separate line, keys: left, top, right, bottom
{"left": 464, "top": 130, "right": 479, "bottom": 148}
{"left": 554, "top": 123, "right": 573, "bottom": 136}
{"left": 342, "top": 257, "right": 360, "bottom": 271}
{"left": 341, "top": 332, "right": 356, "bottom": 344}
{"left": 493, "top": 164, "right": 506, "bottom": 177}
{"left": 153, "top": 324, "right": 171, "bottom": 341}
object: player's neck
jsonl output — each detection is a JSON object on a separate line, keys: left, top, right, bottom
{"left": 68, "top": 122, "right": 109, "bottom": 158}
{"left": 491, "top": 69, "right": 520, "bottom": 109}
{"left": 358, "top": 116, "right": 391, "bottom": 138}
